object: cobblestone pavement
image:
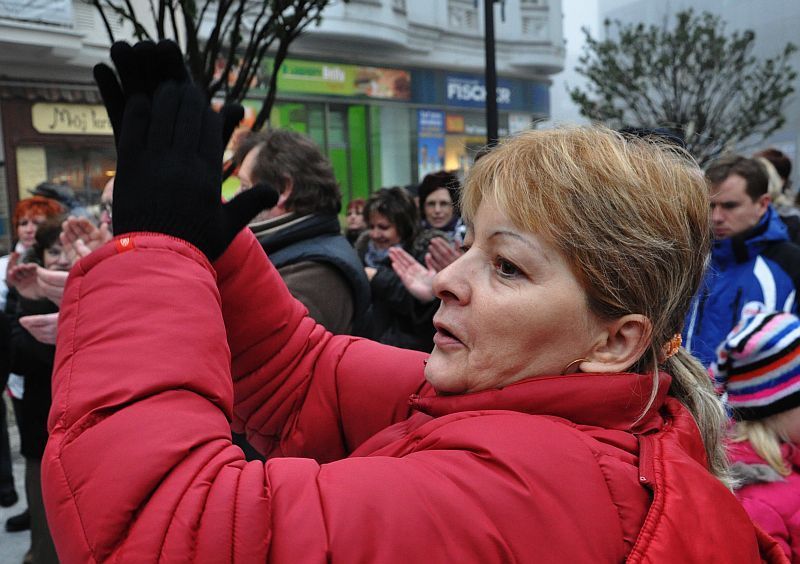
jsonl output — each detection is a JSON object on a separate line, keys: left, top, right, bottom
{"left": 1, "top": 395, "right": 29, "bottom": 564}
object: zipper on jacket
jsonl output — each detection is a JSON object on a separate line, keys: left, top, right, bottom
{"left": 731, "top": 287, "right": 743, "bottom": 328}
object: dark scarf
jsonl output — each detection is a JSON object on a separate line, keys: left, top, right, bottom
{"left": 251, "top": 213, "right": 341, "bottom": 255}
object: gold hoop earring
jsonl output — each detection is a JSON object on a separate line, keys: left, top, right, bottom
{"left": 561, "top": 358, "right": 589, "bottom": 375}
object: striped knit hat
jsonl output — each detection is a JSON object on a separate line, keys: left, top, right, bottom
{"left": 710, "top": 310, "right": 800, "bottom": 421}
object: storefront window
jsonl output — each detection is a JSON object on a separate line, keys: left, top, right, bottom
{"left": 16, "top": 144, "right": 115, "bottom": 205}
{"left": 443, "top": 112, "right": 509, "bottom": 176}
{"left": 376, "top": 106, "right": 413, "bottom": 190}
{"left": 268, "top": 101, "right": 377, "bottom": 208}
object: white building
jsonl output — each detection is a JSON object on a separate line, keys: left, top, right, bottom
{"left": 0, "top": 0, "right": 565, "bottom": 250}
{"left": 597, "top": 0, "right": 800, "bottom": 182}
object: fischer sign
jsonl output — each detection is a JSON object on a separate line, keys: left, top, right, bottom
{"left": 446, "top": 75, "right": 512, "bottom": 108}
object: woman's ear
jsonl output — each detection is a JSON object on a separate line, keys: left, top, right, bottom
{"left": 580, "top": 314, "right": 652, "bottom": 373}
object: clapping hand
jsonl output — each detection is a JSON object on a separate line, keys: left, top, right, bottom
{"left": 389, "top": 247, "right": 437, "bottom": 303}
{"left": 95, "top": 41, "right": 277, "bottom": 260}
{"left": 425, "top": 237, "right": 463, "bottom": 272}
{"left": 390, "top": 237, "right": 465, "bottom": 303}
{"left": 19, "top": 313, "right": 58, "bottom": 345}
{"left": 37, "top": 268, "right": 68, "bottom": 306}
{"left": 60, "top": 217, "right": 113, "bottom": 262}
{"left": 6, "top": 254, "right": 42, "bottom": 300}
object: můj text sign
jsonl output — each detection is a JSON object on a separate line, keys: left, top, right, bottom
{"left": 31, "top": 103, "right": 113, "bottom": 136}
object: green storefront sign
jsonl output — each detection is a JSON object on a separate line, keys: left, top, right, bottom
{"left": 266, "top": 58, "right": 411, "bottom": 100}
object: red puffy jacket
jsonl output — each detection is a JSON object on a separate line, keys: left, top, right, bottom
{"left": 43, "top": 231, "right": 783, "bottom": 563}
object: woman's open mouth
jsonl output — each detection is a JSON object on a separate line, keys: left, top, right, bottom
{"left": 433, "top": 321, "right": 464, "bottom": 348}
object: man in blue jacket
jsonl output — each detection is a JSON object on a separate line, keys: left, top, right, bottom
{"left": 684, "top": 155, "right": 800, "bottom": 366}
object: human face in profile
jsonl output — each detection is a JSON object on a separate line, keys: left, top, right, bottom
{"left": 425, "top": 198, "right": 603, "bottom": 394}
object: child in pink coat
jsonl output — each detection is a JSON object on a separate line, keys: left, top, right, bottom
{"left": 712, "top": 310, "right": 800, "bottom": 562}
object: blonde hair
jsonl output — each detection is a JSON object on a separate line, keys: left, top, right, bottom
{"left": 757, "top": 156, "right": 793, "bottom": 209}
{"left": 733, "top": 418, "right": 791, "bottom": 477}
{"left": 462, "top": 126, "right": 730, "bottom": 485}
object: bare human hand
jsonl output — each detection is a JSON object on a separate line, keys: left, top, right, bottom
{"left": 389, "top": 247, "right": 436, "bottom": 303}
{"left": 37, "top": 268, "right": 68, "bottom": 306}
{"left": 426, "top": 236, "right": 463, "bottom": 273}
{"left": 7, "top": 259, "right": 43, "bottom": 300}
{"left": 19, "top": 313, "right": 59, "bottom": 345}
{"left": 60, "top": 217, "right": 113, "bottom": 264}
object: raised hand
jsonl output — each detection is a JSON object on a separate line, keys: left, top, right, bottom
{"left": 60, "top": 217, "right": 113, "bottom": 263}
{"left": 7, "top": 255, "right": 42, "bottom": 300}
{"left": 113, "top": 81, "right": 276, "bottom": 260}
{"left": 94, "top": 40, "right": 188, "bottom": 146}
{"left": 95, "top": 40, "right": 244, "bottom": 149}
{"left": 95, "top": 41, "right": 273, "bottom": 259}
{"left": 426, "top": 236, "right": 463, "bottom": 273}
{"left": 19, "top": 313, "right": 59, "bottom": 345}
{"left": 389, "top": 247, "right": 436, "bottom": 303}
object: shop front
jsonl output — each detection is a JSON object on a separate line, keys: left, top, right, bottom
{"left": 0, "top": 87, "right": 115, "bottom": 250}
{"left": 231, "top": 58, "right": 550, "bottom": 210}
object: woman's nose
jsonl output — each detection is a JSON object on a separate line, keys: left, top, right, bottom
{"left": 432, "top": 253, "right": 470, "bottom": 304}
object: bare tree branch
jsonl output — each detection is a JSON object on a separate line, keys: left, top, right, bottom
{"left": 91, "top": 0, "right": 340, "bottom": 132}
{"left": 92, "top": 0, "right": 117, "bottom": 43}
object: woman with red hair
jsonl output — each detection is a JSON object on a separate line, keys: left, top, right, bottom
{"left": 0, "top": 195, "right": 62, "bottom": 544}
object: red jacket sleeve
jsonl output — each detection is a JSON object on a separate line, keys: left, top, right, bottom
{"left": 213, "top": 230, "right": 429, "bottom": 461}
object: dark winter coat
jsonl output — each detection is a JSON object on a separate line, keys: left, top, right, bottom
{"left": 355, "top": 229, "right": 444, "bottom": 352}
{"left": 8, "top": 291, "right": 57, "bottom": 459}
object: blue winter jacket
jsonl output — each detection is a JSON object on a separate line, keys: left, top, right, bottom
{"left": 684, "top": 206, "right": 800, "bottom": 366}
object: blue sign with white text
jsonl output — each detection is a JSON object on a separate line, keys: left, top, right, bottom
{"left": 445, "top": 75, "right": 514, "bottom": 109}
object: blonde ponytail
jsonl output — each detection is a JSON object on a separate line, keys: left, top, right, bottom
{"left": 665, "top": 348, "right": 732, "bottom": 488}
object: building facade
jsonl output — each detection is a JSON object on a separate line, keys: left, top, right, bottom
{"left": 0, "top": 0, "right": 565, "bottom": 250}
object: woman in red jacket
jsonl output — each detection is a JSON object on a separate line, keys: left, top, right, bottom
{"left": 42, "top": 42, "right": 783, "bottom": 563}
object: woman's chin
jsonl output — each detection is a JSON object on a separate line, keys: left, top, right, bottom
{"left": 424, "top": 350, "right": 466, "bottom": 395}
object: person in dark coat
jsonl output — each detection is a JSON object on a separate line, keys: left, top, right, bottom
{"left": 356, "top": 187, "right": 446, "bottom": 351}
{"left": 9, "top": 218, "right": 68, "bottom": 564}
{"left": 233, "top": 130, "right": 371, "bottom": 338}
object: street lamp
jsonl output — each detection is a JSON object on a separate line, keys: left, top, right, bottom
{"left": 484, "top": 0, "right": 499, "bottom": 146}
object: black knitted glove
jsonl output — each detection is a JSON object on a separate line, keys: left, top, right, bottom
{"left": 113, "top": 81, "right": 277, "bottom": 260}
{"left": 94, "top": 40, "right": 244, "bottom": 149}
{"left": 94, "top": 40, "right": 275, "bottom": 260}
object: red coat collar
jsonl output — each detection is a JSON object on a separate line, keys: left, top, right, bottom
{"left": 409, "top": 372, "right": 671, "bottom": 434}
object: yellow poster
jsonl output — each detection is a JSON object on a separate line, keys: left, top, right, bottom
{"left": 31, "top": 103, "right": 112, "bottom": 135}
{"left": 16, "top": 147, "right": 47, "bottom": 199}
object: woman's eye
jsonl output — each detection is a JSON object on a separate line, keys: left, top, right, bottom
{"left": 495, "top": 257, "right": 520, "bottom": 278}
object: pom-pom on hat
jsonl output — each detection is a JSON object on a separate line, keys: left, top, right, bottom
{"left": 711, "top": 310, "right": 800, "bottom": 421}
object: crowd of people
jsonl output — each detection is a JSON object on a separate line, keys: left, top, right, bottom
{"left": 2, "top": 39, "right": 800, "bottom": 562}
